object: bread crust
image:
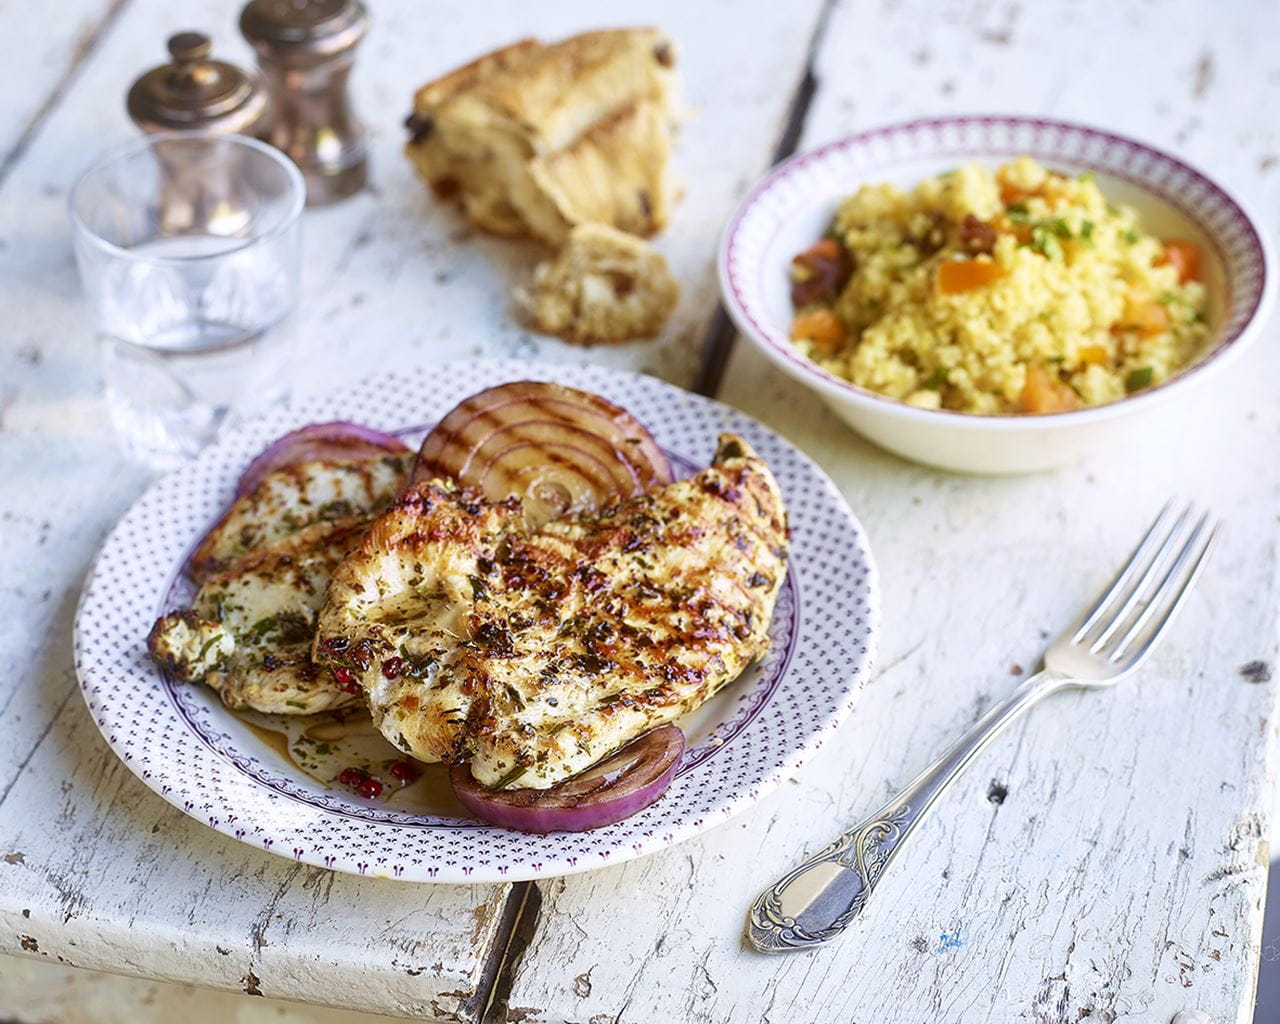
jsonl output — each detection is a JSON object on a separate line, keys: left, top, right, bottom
{"left": 404, "top": 28, "right": 677, "bottom": 244}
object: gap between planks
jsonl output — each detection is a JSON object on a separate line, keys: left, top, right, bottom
{"left": 691, "top": 0, "right": 838, "bottom": 399}
{"left": 478, "top": 2, "right": 840, "bottom": 1021}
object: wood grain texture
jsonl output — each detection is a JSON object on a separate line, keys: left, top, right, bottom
{"left": 0, "top": 0, "right": 826, "bottom": 1020}
{"left": 495, "top": 1, "right": 1280, "bottom": 1022}
{"left": 0, "top": 956, "right": 419, "bottom": 1023}
{"left": 0, "top": 0, "right": 125, "bottom": 183}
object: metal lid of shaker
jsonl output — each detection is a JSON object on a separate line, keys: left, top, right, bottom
{"left": 239, "top": 0, "right": 369, "bottom": 67}
{"left": 126, "top": 32, "right": 269, "bottom": 135}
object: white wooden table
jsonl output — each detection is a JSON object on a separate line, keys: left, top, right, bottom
{"left": 2, "top": 1, "right": 1278, "bottom": 1022}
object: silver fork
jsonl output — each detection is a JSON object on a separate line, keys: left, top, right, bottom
{"left": 746, "top": 502, "right": 1221, "bottom": 953}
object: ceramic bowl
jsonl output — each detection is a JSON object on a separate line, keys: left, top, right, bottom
{"left": 718, "top": 116, "right": 1275, "bottom": 473}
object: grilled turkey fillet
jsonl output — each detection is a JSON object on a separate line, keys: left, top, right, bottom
{"left": 313, "top": 434, "right": 788, "bottom": 789}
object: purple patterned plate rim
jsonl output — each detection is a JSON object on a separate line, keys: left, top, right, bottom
{"left": 718, "top": 113, "right": 1277, "bottom": 426}
{"left": 72, "top": 361, "right": 880, "bottom": 883}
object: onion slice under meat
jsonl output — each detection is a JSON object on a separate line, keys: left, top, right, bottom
{"left": 449, "top": 725, "right": 685, "bottom": 833}
{"left": 413, "top": 381, "right": 672, "bottom": 527}
{"left": 236, "top": 421, "right": 411, "bottom": 498}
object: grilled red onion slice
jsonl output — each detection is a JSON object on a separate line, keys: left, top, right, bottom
{"left": 236, "top": 422, "right": 411, "bottom": 498}
{"left": 450, "top": 725, "right": 685, "bottom": 833}
{"left": 413, "top": 381, "right": 672, "bottom": 527}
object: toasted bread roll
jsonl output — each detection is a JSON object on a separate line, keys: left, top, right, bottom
{"left": 404, "top": 28, "right": 678, "bottom": 244}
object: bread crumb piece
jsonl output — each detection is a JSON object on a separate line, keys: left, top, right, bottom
{"left": 517, "top": 223, "right": 679, "bottom": 345}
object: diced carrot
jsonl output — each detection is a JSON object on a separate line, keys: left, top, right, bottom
{"left": 1158, "top": 239, "right": 1200, "bottom": 284}
{"left": 1078, "top": 344, "right": 1109, "bottom": 367}
{"left": 937, "top": 259, "right": 1002, "bottom": 295}
{"left": 999, "top": 182, "right": 1027, "bottom": 206}
{"left": 997, "top": 168, "right": 1044, "bottom": 207}
{"left": 1020, "top": 365, "right": 1079, "bottom": 414}
{"left": 994, "top": 213, "right": 1032, "bottom": 245}
{"left": 790, "top": 308, "right": 847, "bottom": 354}
{"left": 1115, "top": 290, "right": 1171, "bottom": 337}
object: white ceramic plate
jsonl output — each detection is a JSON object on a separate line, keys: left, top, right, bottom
{"left": 719, "top": 116, "right": 1275, "bottom": 473}
{"left": 73, "top": 361, "right": 879, "bottom": 883}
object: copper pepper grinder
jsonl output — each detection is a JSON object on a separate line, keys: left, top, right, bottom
{"left": 126, "top": 33, "right": 269, "bottom": 236}
{"left": 239, "top": 0, "right": 369, "bottom": 205}
{"left": 126, "top": 31, "right": 269, "bottom": 137}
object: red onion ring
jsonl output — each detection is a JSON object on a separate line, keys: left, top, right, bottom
{"left": 413, "top": 382, "right": 672, "bottom": 527}
{"left": 236, "top": 422, "right": 411, "bottom": 498}
{"left": 450, "top": 725, "right": 685, "bottom": 833}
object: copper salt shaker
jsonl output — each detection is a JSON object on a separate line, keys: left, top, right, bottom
{"left": 127, "top": 31, "right": 269, "bottom": 137}
{"left": 239, "top": 0, "right": 369, "bottom": 205}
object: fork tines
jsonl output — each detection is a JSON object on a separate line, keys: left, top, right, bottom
{"left": 1072, "top": 501, "right": 1222, "bottom": 666}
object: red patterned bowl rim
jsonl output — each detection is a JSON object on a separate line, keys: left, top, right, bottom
{"left": 718, "top": 115, "right": 1277, "bottom": 427}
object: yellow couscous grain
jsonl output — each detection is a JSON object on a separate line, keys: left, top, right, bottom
{"left": 788, "top": 158, "right": 1209, "bottom": 414}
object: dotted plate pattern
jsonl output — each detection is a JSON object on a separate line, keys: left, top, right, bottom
{"left": 73, "top": 361, "right": 880, "bottom": 883}
{"left": 720, "top": 115, "right": 1274, "bottom": 418}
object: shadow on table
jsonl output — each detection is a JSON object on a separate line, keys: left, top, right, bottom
{"left": 1255, "top": 861, "right": 1280, "bottom": 1022}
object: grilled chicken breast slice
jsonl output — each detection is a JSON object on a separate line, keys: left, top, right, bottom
{"left": 189, "top": 454, "right": 412, "bottom": 581}
{"left": 463, "top": 434, "right": 787, "bottom": 788}
{"left": 148, "top": 519, "right": 373, "bottom": 713}
{"left": 313, "top": 434, "right": 788, "bottom": 789}
{"left": 312, "top": 481, "right": 524, "bottom": 759}
{"left": 149, "top": 454, "right": 412, "bottom": 713}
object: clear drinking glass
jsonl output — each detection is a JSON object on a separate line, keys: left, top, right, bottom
{"left": 70, "top": 131, "right": 305, "bottom": 467}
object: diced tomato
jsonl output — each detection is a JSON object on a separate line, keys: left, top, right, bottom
{"left": 1158, "top": 239, "right": 1200, "bottom": 284}
{"left": 790, "top": 308, "right": 847, "bottom": 354}
{"left": 937, "top": 259, "right": 1002, "bottom": 295}
{"left": 1115, "top": 291, "right": 1171, "bottom": 337}
{"left": 1078, "top": 344, "right": 1109, "bottom": 367}
{"left": 1020, "top": 365, "right": 1079, "bottom": 414}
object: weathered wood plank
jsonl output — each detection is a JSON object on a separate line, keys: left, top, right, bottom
{"left": 496, "top": 1, "right": 1280, "bottom": 1021}
{"left": 0, "top": 0, "right": 124, "bottom": 182}
{"left": 0, "top": 956, "right": 417, "bottom": 1023}
{"left": 0, "top": 0, "right": 827, "bottom": 1018}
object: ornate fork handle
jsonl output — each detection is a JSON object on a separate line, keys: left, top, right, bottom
{"left": 746, "top": 670, "right": 1068, "bottom": 953}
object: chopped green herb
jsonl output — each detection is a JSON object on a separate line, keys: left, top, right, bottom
{"left": 922, "top": 368, "right": 949, "bottom": 389}
{"left": 1126, "top": 366, "right": 1154, "bottom": 391}
{"left": 249, "top": 615, "right": 278, "bottom": 636}
{"left": 1038, "top": 310, "right": 1054, "bottom": 322}
{"left": 285, "top": 700, "right": 307, "bottom": 709}
{"left": 1078, "top": 171, "right": 1095, "bottom": 184}
{"left": 866, "top": 297, "right": 881, "bottom": 309}
{"left": 1006, "top": 202, "right": 1031, "bottom": 223}
{"left": 1031, "top": 224, "right": 1064, "bottom": 261}
{"left": 1080, "top": 220, "right": 1095, "bottom": 245}
{"left": 197, "top": 633, "right": 225, "bottom": 661}
{"left": 1123, "top": 229, "right": 1139, "bottom": 245}
{"left": 492, "top": 762, "right": 529, "bottom": 789}
{"left": 1157, "top": 291, "right": 1179, "bottom": 307}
